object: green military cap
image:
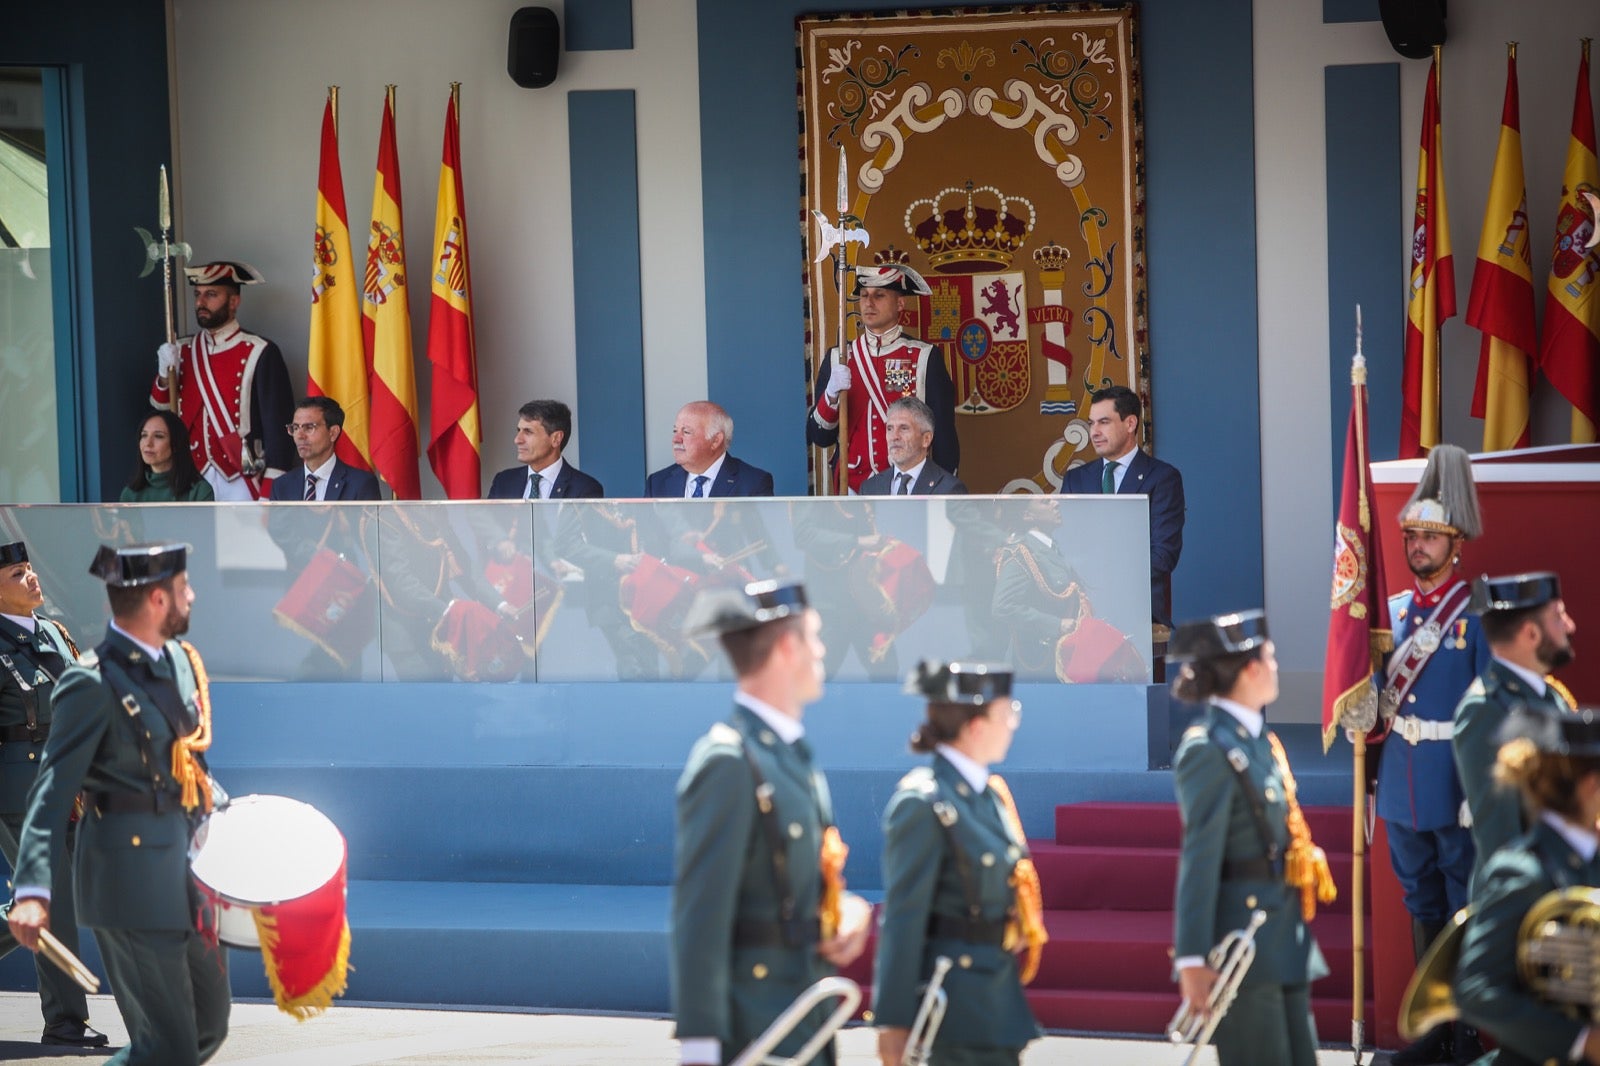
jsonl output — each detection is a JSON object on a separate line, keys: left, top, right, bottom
{"left": 1166, "top": 609, "right": 1269, "bottom": 664}
{"left": 905, "top": 659, "right": 1013, "bottom": 705}
{"left": 685, "top": 578, "right": 809, "bottom": 636}
{"left": 1500, "top": 702, "right": 1600, "bottom": 757}
{"left": 0, "top": 541, "right": 27, "bottom": 566}
{"left": 88, "top": 542, "right": 191, "bottom": 587}
{"left": 1469, "top": 572, "right": 1561, "bottom": 615}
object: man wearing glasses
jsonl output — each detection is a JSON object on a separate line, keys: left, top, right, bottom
{"left": 269, "top": 397, "right": 381, "bottom": 503}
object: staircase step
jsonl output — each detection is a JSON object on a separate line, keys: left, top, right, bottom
{"left": 1026, "top": 988, "right": 1375, "bottom": 1039}
{"left": 1055, "top": 802, "right": 1357, "bottom": 854}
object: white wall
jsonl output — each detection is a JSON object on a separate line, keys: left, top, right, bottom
{"left": 170, "top": 0, "right": 706, "bottom": 487}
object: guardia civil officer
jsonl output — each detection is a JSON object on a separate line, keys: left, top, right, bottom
{"left": 670, "top": 579, "right": 870, "bottom": 1065}
{"left": 873, "top": 660, "right": 1043, "bottom": 1066}
{"left": 1170, "top": 610, "right": 1333, "bottom": 1066}
{"left": 0, "top": 542, "right": 107, "bottom": 1047}
{"left": 9, "top": 542, "right": 231, "bottom": 1066}
{"left": 1453, "top": 572, "right": 1577, "bottom": 885}
{"left": 1454, "top": 704, "right": 1600, "bottom": 1065}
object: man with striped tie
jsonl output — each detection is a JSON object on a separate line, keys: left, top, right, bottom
{"left": 268, "top": 397, "right": 381, "bottom": 502}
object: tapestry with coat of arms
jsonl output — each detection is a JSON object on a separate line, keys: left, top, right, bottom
{"left": 799, "top": 3, "right": 1149, "bottom": 494}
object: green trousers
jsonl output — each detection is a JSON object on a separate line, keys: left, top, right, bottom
{"left": 96, "top": 926, "right": 230, "bottom": 1066}
{"left": 0, "top": 809, "right": 92, "bottom": 1028}
{"left": 1213, "top": 981, "right": 1318, "bottom": 1066}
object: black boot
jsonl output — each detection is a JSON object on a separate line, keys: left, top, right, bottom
{"left": 1452, "top": 1022, "right": 1483, "bottom": 1064}
{"left": 1392, "top": 919, "right": 1454, "bottom": 1066}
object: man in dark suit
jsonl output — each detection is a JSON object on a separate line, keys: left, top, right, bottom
{"left": 268, "top": 396, "right": 382, "bottom": 502}
{"left": 646, "top": 401, "right": 773, "bottom": 498}
{"left": 486, "top": 399, "right": 604, "bottom": 500}
{"left": 860, "top": 396, "right": 966, "bottom": 496}
{"left": 1059, "top": 384, "right": 1185, "bottom": 626}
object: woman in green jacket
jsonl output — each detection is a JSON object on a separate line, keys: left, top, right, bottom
{"left": 120, "top": 410, "right": 214, "bottom": 502}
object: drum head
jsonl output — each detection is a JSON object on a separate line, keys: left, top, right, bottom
{"left": 190, "top": 794, "right": 346, "bottom": 906}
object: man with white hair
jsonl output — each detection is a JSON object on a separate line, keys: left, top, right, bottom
{"left": 646, "top": 401, "right": 774, "bottom": 498}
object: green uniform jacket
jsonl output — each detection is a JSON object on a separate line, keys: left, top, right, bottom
{"left": 0, "top": 614, "right": 78, "bottom": 814}
{"left": 992, "top": 534, "right": 1084, "bottom": 674}
{"left": 1454, "top": 818, "right": 1600, "bottom": 1065}
{"left": 671, "top": 703, "right": 836, "bottom": 1060}
{"left": 1173, "top": 707, "right": 1327, "bottom": 987}
{"left": 1453, "top": 660, "right": 1572, "bottom": 885}
{"left": 14, "top": 628, "right": 206, "bottom": 931}
{"left": 873, "top": 756, "right": 1040, "bottom": 1050}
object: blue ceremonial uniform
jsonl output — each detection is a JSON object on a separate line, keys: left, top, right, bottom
{"left": 1374, "top": 582, "right": 1488, "bottom": 923}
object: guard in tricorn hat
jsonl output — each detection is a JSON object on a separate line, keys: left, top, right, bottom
{"left": 872, "top": 660, "right": 1043, "bottom": 1064}
{"left": 1454, "top": 570, "right": 1577, "bottom": 888}
{"left": 0, "top": 542, "right": 106, "bottom": 1048}
{"left": 1372, "top": 444, "right": 1488, "bottom": 1065}
{"left": 8, "top": 541, "right": 235, "bottom": 1064}
{"left": 670, "top": 580, "right": 870, "bottom": 1065}
{"left": 1452, "top": 701, "right": 1600, "bottom": 1065}
{"left": 1168, "top": 610, "right": 1333, "bottom": 1066}
{"left": 807, "top": 257, "right": 959, "bottom": 492}
{"left": 150, "top": 258, "right": 296, "bottom": 501}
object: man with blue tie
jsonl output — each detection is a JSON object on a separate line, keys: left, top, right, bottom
{"left": 268, "top": 396, "right": 381, "bottom": 502}
{"left": 646, "top": 402, "right": 774, "bottom": 498}
{"left": 486, "top": 400, "right": 604, "bottom": 500}
{"left": 1058, "top": 385, "right": 1185, "bottom": 627}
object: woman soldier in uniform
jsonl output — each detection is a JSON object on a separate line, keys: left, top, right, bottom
{"left": 1454, "top": 704, "right": 1600, "bottom": 1065}
{"left": 873, "top": 660, "right": 1044, "bottom": 1065}
{"left": 1169, "top": 610, "right": 1333, "bottom": 1066}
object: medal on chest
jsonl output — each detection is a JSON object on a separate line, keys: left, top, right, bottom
{"left": 1412, "top": 621, "right": 1441, "bottom": 654}
{"left": 882, "top": 358, "right": 915, "bottom": 393}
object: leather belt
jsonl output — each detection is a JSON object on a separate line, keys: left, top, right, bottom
{"left": 0, "top": 724, "right": 45, "bottom": 743}
{"left": 88, "top": 791, "right": 164, "bottom": 815}
{"left": 1222, "top": 858, "right": 1282, "bottom": 881}
{"left": 1396, "top": 715, "right": 1453, "bottom": 745}
{"left": 927, "top": 914, "right": 1008, "bottom": 945}
{"left": 732, "top": 917, "right": 820, "bottom": 949}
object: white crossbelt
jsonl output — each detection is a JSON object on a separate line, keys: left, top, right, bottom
{"left": 1395, "top": 715, "right": 1453, "bottom": 745}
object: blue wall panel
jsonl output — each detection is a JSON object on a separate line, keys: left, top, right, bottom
{"left": 694, "top": 0, "right": 1264, "bottom": 618}
{"left": 1324, "top": 0, "right": 1380, "bottom": 23}
{"left": 568, "top": 90, "right": 647, "bottom": 495}
{"left": 1325, "top": 63, "right": 1403, "bottom": 496}
{"left": 567, "top": 0, "right": 634, "bottom": 51}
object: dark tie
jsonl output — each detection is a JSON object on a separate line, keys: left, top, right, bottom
{"left": 526, "top": 471, "right": 542, "bottom": 500}
{"left": 1101, "top": 460, "right": 1117, "bottom": 494}
{"left": 895, "top": 472, "right": 911, "bottom": 496}
{"left": 692, "top": 475, "right": 708, "bottom": 498}
{"left": 791, "top": 736, "right": 813, "bottom": 764}
{"left": 304, "top": 473, "right": 319, "bottom": 501}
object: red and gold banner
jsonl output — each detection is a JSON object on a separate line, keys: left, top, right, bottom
{"left": 1536, "top": 41, "right": 1600, "bottom": 443}
{"left": 425, "top": 84, "right": 482, "bottom": 499}
{"left": 799, "top": 6, "right": 1147, "bottom": 493}
{"left": 308, "top": 88, "right": 371, "bottom": 471}
{"left": 363, "top": 86, "right": 420, "bottom": 499}
{"left": 1400, "top": 51, "right": 1454, "bottom": 460}
{"left": 1467, "top": 49, "right": 1535, "bottom": 453}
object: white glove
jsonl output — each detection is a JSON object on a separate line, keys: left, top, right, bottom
{"left": 1459, "top": 799, "right": 1473, "bottom": 829}
{"left": 824, "top": 361, "right": 852, "bottom": 403}
{"left": 157, "top": 342, "right": 178, "bottom": 377}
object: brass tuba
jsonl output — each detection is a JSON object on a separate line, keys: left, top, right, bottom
{"left": 1398, "top": 907, "right": 1470, "bottom": 1040}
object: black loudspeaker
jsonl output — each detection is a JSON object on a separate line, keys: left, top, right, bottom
{"left": 508, "top": 7, "right": 560, "bottom": 88}
{"left": 1378, "top": 0, "right": 1447, "bottom": 59}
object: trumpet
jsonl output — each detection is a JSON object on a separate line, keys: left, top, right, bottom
{"left": 730, "top": 975, "right": 861, "bottom": 1066}
{"left": 1167, "top": 909, "right": 1267, "bottom": 1064}
{"left": 902, "top": 955, "right": 954, "bottom": 1066}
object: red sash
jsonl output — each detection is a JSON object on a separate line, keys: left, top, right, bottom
{"left": 1379, "top": 581, "right": 1473, "bottom": 717}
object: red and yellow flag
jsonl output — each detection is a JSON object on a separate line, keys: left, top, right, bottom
{"left": 425, "top": 85, "right": 482, "bottom": 499}
{"left": 1467, "top": 47, "right": 1535, "bottom": 452}
{"left": 1323, "top": 350, "right": 1392, "bottom": 752}
{"left": 1536, "top": 41, "right": 1600, "bottom": 443}
{"left": 307, "top": 88, "right": 371, "bottom": 471}
{"left": 1400, "top": 51, "right": 1455, "bottom": 459}
{"left": 363, "top": 86, "right": 421, "bottom": 499}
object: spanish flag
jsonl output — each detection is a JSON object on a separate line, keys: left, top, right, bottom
{"left": 1400, "top": 50, "right": 1455, "bottom": 459}
{"left": 425, "top": 84, "right": 482, "bottom": 499}
{"left": 363, "top": 86, "right": 421, "bottom": 499}
{"left": 1536, "top": 41, "right": 1600, "bottom": 443}
{"left": 307, "top": 88, "right": 371, "bottom": 471}
{"left": 1467, "top": 47, "right": 1535, "bottom": 452}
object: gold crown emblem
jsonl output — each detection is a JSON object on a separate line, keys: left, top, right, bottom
{"left": 904, "top": 182, "right": 1036, "bottom": 274}
{"left": 1032, "top": 241, "right": 1069, "bottom": 272}
{"left": 873, "top": 245, "right": 912, "bottom": 265}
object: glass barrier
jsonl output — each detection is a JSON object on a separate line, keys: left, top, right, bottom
{"left": 0, "top": 497, "right": 1151, "bottom": 685}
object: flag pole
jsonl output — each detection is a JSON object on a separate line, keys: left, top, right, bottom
{"left": 834, "top": 146, "right": 852, "bottom": 496}
{"left": 1350, "top": 303, "right": 1368, "bottom": 1066}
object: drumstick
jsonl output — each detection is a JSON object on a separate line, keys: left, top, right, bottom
{"left": 38, "top": 929, "right": 101, "bottom": 994}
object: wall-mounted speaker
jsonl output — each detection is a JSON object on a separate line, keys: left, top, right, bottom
{"left": 508, "top": 7, "right": 560, "bottom": 88}
{"left": 1378, "top": 0, "right": 1447, "bottom": 60}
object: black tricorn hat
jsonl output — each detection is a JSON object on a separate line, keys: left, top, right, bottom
{"left": 685, "top": 579, "right": 809, "bottom": 636}
{"left": 905, "top": 659, "right": 1013, "bottom": 705}
{"left": 1500, "top": 702, "right": 1600, "bottom": 758}
{"left": 1167, "top": 609, "right": 1270, "bottom": 664}
{"left": 0, "top": 541, "right": 27, "bottom": 567}
{"left": 88, "top": 542, "right": 190, "bottom": 588}
{"left": 1469, "top": 572, "right": 1561, "bottom": 615}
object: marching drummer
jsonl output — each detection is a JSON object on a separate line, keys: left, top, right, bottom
{"left": 0, "top": 542, "right": 107, "bottom": 1047}
{"left": 873, "top": 660, "right": 1043, "bottom": 1066}
{"left": 670, "top": 579, "right": 870, "bottom": 1065}
{"left": 1169, "top": 610, "right": 1332, "bottom": 1066}
{"left": 8, "top": 542, "right": 232, "bottom": 1066}
{"left": 1454, "top": 703, "right": 1600, "bottom": 1064}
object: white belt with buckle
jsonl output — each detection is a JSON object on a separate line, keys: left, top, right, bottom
{"left": 1397, "top": 715, "right": 1453, "bottom": 745}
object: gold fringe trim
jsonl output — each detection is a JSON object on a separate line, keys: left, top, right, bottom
{"left": 251, "top": 908, "right": 352, "bottom": 1022}
{"left": 988, "top": 775, "right": 1048, "bottom": 984}
{"left": 173, "top": 642, "right": 214, "bottom": 813}
{"left": 1268, "top": 733, "right": 1338, "bottom": 921}
{"left": 819, "top": 826, "right": 848, "bottom": 941}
